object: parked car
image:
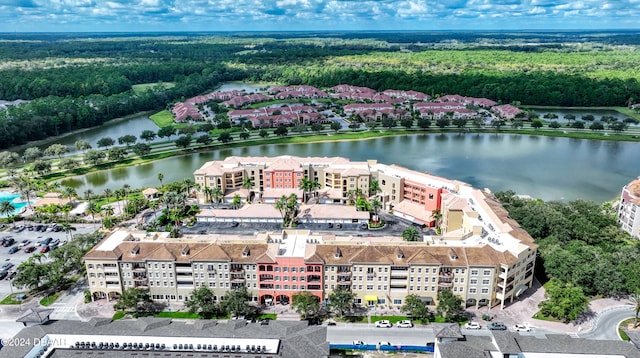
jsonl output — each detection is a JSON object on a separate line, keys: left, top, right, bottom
{"left": 18, "top": 239, "right": 31, "bottom": 248}
{"left": 0, "top": 271, "right": 7, "bottom": 280}
{"left": 378, "top": 341, "right": 392, "bottom": 346}
{"left": 49, "top": 238, "right": 60, "bottom": 247}
{"left": 512, "top": 323, "right": 532, "bottom": 332}
{"left": 353, "top": 340, "right": 366, "bottom": 346}
{"left": 40, "top": 237, "right": 53, "bottom": 246}
{"left": 1, "top": 262, "right": 14, "bottom": 271}
{"left": 488, "top": 322, "right": 508, "bottom": 330}
{"left": 396, "top": 320, "right": 414, "bottom": 328}
{"left": 8, "top": 246, "right": 19, "bottom": 254}
{"left": 326, "top": 318, "right": 337, "bottom": 326}
{"left": 40, "top": 246, "right": 50, "bottom": 253}
{"left": 24, "top": 246, "right": 37, "bottom": 253}
{"left": 464, "top": 321, "right": 482, "bottom": 330}
{"left": 374, "top": 320, "right": 392, "bottom": 328}
{"left": 2, "top": 238, "right": 15, "bottom": 247}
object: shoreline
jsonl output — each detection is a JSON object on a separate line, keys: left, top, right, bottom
{"left": 6, "top": 110, "right": 158, "bottom": 153}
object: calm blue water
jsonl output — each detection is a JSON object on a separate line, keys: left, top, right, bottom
{"left": 0, "top": 192, "right": 28, "bottom": 217}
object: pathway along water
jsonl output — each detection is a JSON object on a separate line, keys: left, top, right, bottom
{"left": 60, "top": 133, "right": 640, "bottom": 203}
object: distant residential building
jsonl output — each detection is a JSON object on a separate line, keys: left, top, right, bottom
{"left": 492, "top": 104, "right": 523, "bottom": 119}
{"left": 618, "top": 177, "right": 640, "bottom": 238}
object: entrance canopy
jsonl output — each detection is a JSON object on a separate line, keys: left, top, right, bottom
{"left": 364, "top": 295, "right": 378, "bottom": 302}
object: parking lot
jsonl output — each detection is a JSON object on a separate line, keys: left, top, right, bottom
{"left": 0, "top": 224, "right": 96, "bottom": 302}
{"left": 182, "top": 211, "right": 426, "bottom": 238}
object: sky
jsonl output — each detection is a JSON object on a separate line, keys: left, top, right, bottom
{"left": 0, "top": 0, "right": 638, "bottom": 33}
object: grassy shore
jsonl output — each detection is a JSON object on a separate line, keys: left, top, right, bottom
{"left": 149, "top": 110, "right": 176, "bottom": 127}
{"left": 132, "top": 82, "right": 175, "bottom": 94}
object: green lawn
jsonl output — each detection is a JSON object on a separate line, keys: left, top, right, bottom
{"left": 0, "top": 292, "right": 29, "bottom": 305}
{"left": 532, "top": 311, "right": 562, "bottom": 322}
{"left": 618, "top": 318, "right": 636, "bottom": 341}
{"left": 149, "top": 110, "right": 175, "bottom": 128}
{"left": 40, "top": 292, "right": 62, "bottom": 306}
{"left": 113, "top": 311, "right": 126, "bottom": 320}
{"left": 259, "top": 313, "right": 277, "bottom": 320}
{"left": 132, "top": 82, "right": 175, "bottom": 95}
{"left": 155, "top": 311, "right": 202, "bottom": 319}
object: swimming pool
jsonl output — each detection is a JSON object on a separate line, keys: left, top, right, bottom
{"left": 0, "top": 192, "right": 28, "bottom": 217}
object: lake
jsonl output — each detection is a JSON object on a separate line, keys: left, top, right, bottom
{"left": 60, "top": 133, "right": 640, "bottom": 203}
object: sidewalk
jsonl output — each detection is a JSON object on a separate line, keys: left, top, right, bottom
{"left": 466, "top": 278, "right": 627, "bottom": 334}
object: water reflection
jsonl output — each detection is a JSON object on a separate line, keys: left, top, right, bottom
{"left": 59, "top": 133, "right": 640, "bottom": 203}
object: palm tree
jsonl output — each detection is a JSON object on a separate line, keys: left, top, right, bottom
{"left": 369, "top": 179, "right": 381, "bottom": 197}
{"left": 103, "top": 188, "right": 113, "bottom": 204}
{"left": 431, "top": 208, "right": 443, "bottom": 231}
{"left": 202, "top": 187, "right": 214, "bottom": 204}
{"left": 0, "top": 200, "right": 16, "bottom": 227}
{"left": 241, "top": 178, "right": 254, "bottom": 203}
{"left": 370, "top": 198, "right": 382, "bottom": 215}
{"left": 182, "top": 178, "right": 195, "bottom": 196}
{"left": 157, "top": 172, "right": 164, "bottom": 188}
{"left": 232, "top": 194, "right": 242, "bottom": 209}
{"left": 275, "top": 195, "right": 287, "bottom": 226}
{"left": 60, "top": 221, "right": 76, "bottom": 241}
{"left": 629, "top": 292, "right": 640, "bottom": 328}
{"left": 212, "top": 187, "right": 224, "bottom": 204}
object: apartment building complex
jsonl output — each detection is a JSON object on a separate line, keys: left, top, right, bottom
{"left": 85, "top": 157, "right": 537, "bottom": 310}
{"left": 618, "top": 177, "right": 640, "bottom": 238}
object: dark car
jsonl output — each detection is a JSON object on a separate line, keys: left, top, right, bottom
{"left": 24, "top": 246, "right": 37, "bottom": 253}
{"left": 487, "top": 322, "right": 508, "bottom": 330}
{"left": 2, "top": 238, "right": 15, "bottom": 247}
{"left": 8, "top": 246, "right": 19, "bottom": 254}
{"left": 41, "top": 237, "right": 53, "bottom": 246}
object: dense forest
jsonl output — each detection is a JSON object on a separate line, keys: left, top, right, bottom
{"left": 496, "top": 191, "right": 639, "bottom": 297}
{"left": 2, "top": 31, "right": 640, "bottom": 149}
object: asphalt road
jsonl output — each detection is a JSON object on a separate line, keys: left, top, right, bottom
{"left": 578, "top": 306, "right": 634, "bottom": 340}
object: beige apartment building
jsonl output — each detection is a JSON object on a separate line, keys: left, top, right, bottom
{"left": 86, "top": 156, "right": 536, "bottom": 310}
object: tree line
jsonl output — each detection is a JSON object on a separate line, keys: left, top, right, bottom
{"left": 495, "top": 191, "right": 639, "bottom": 322}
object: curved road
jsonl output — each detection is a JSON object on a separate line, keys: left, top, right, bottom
{"left": 579, "top": 306, "right": 634, "bottom": 340}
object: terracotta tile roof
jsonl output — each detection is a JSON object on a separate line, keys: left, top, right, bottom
{"left": 145, "top": 245, "right": 177, "bottom": 261}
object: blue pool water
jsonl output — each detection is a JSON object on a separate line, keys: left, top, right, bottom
{"left": 0, "top": 192, "right": 28, "bottom": 217}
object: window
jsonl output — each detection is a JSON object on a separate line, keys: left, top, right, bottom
{"left": 393, "top": 299, "right": 402, "bottom": 305}
{"left": 88, "top": 264, "right": 94, "bottom": 269}
{"left": 283, "top": 267, "right": 289, "bottom": 272}
{"left": 471, "top": 269, "right": 478, "bottom": 276}
{"left": 275, "top": 267, "right": 280, "bottom": 272}
{"left": 470, "top": 279, "right": 478, "bottom": 285}
{"left": 482, "top": 279, "right": 490, "bottom": 285}
{"left": 366, "top": 285, "right": 373, "bottom": 290}
{"left": 291, "top": 267, "right": 297, "bottom": 272}
{"left": 428, "top": 193, "right": 434, "bottom": 199}
{"left": 481, "top": 288, "right": 489, "bottom": 294}
{"left": 469, "top": 288, "right": 477, "bottom": 294}
{"left": 483, "top": 269, "right": 492, "bottom": 276}
{"left": 432, "top": 268, "right": 437, "bottom": 274}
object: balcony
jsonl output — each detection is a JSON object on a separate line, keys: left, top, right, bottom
{"left": 231, "top": 278, "right": 246, "bottom": 283}
{"left": 307, "top": 275, "right": 322, "bottom": 283}
{"left": 439, "top": 272, "right": 453, "bottom": 278}
{"left": 132, "top": 267, "right": 146, "bottom": 272}
{"left": 337, "top": 281, "right": 351, "bottom": 286}
{"left": 438, "top": 281, "right": 453, "bottom": 288}
{"left": 337, "top": 271, "right": 352, "bottom": 277}
{"left": 390, "top": 275, "right": 407, "bottom": 280}
{"left": 231, "top": 283, "right": 245, "bottom": 289}
{"left": 133, "top": 276, "right": 147, "bottom": 282}
{"left": 307, "top": 284, "right": 322, "bottom": 290}
{"left": 230, "top": 268, "right": 245, "bottom": 274}
{"left": 525, "top": 270, "right": 534, "bottom": 279}
{"left": 260, "top": 284, "right": 274, "bottom": 289}
{"left": 135, "top": 285, "right": 148, "bottom": 290}
{"left": 259, "top": 275, "right": 274, "bottom": 281}
{"left": 103, "top": 265, "right": 118, "bottom": 272}
{"left": 231, "top": 271, "right": 245, "bottom": 278}
{"left": 526, "top": 262, "right": 534, "bottom": 270}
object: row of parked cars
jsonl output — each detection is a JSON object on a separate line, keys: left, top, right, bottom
{"left": 14, "top": 223, "right": 62, "bottom": 233}
{"left": 464, "top": 321, "right": 533, "bottom": 332}
{"left": 373, "top": 319, "right": 414, "bottom": 328}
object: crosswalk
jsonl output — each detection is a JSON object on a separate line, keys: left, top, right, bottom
{"left": 52, "top": 306, "right": 76, "bottom": 313}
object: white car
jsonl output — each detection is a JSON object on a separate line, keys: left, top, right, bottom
{"left": 353, "top": 340, "right": 366, "bottom": 345}
{"left": 512, "top": 323, "right": 532, "bottom": 332}
{"left": 396, "top": 320, "right": 414, "bottom": 328}
{"left": 464, "top": 321, "right": 482, "bottom": 330}
{"left": 374, "top": 320, "right": 392, "bottom": 328}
